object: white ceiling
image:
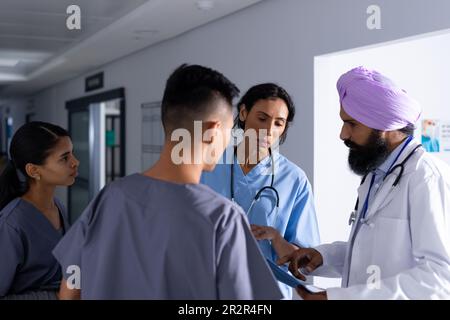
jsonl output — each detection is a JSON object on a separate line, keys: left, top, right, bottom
{"left": 0, "top": 0, "right": 263, "bottom": 96}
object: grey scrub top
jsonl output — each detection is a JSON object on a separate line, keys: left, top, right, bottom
{"left": 53, "top": 173, "right": 283, "bottom": 300}
{"left": 0, "top": 198, "right": 69, "bottom": 297}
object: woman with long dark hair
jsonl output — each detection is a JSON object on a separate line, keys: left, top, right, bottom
{"left": 201, "top": 83, "right": 320, "bottom": 299}
{"left": 0, "top": 121, "right": 79, "bottom": 299}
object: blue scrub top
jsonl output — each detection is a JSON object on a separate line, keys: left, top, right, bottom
{"left": 0, "top": 198, "right": 69, "bottom": 297}
{"left": 201, "top": 150, "right": 320, "bottom": 299}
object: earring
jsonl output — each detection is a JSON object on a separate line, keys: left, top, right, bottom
{"left": 35, "top": 175, "right": 41, "bottom": 181}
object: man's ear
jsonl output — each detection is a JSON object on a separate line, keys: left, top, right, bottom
{"left": 202, "top": 121, "right": 221, "bottom": 145}
{"left": 24, "top": 163, "right": 40, "bottom": 180}
{"left": 239, "top": 104, "right": 248, "bottom": 123}
{"left": 381, "top": 130, "right": 391, "bottom": 140}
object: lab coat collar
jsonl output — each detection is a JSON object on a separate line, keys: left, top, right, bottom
{"left": 377, "top": 137, "right": 411, "bottom": 175}
{"left": 362, "top": 139, "right": 423, "bottom": 221}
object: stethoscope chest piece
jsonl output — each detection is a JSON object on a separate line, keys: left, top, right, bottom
{"left": 231, "top": 147, "right": 280, "bottom": 220}
{"left": 348, "top": 210, "right": 356, "bottom": 226}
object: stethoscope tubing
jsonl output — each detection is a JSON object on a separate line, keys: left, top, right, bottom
{"left": 349, "top": 140, "right": 422, "bottom": 226}
{"left": 231, "top": 147, "right": 280, "bottom": 209}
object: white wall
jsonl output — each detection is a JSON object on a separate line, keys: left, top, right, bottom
{"left": 314, "top": 29, "right": 450, "bottom": 288}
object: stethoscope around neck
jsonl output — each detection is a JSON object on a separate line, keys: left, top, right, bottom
{"left": 348, "top": 136, "right": 422, "bottom": 226}
{"left": 231, "top": 146, "right": 280, "bottom": 217}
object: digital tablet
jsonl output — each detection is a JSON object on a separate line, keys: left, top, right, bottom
{"left": 266, "top": 259, "right": 324, "bottom": 293}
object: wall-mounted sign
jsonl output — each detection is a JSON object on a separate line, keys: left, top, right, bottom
{"left": 85, "top": 72, "right": 104, "bottom": 92}
{"left": 421, "top": 119, "right": 440, "bottom": 153}
{"left": 421, "top": 119, "right": 450, "bottom": 153}
{"left": 441, "top": 121, "right": 450, "bottom": 152}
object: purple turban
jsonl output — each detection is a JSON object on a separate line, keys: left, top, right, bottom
{"left": 337, "top": 66, "right": 422, "bottom": 131}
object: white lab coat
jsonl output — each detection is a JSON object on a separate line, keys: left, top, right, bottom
{"left": 314, "top": 140, "right": 450, "bottom": 299}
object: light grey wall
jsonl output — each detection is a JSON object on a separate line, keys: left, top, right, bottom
{"left": 0, "top": 98, "right": 28, "bottom": 143}
{"left": 29, "top": 0, "right": 450, "bottom": 189}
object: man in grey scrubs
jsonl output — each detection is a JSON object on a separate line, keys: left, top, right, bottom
{"left": 53, "top": 64, "right": 283, "bottom": 300}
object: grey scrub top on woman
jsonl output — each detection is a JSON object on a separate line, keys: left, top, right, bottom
{"left": 0, "top": 198, "right": 69, "bottom": 298}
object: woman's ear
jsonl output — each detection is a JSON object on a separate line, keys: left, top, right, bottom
{"left": 239, "top": 104, "right": 248, "bottom": 123}
{"left": 24, "top": 163, "right": 40, "bottom": 180}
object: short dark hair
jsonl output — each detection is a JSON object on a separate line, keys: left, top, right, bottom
{"left": 398, "top": 124, "right": 416, "bottom": 136}
{"left": 236, "top": 83, "right": 295, "bottom": 144}
{"left": 161, "top": 64, "right": 239, "bottom": 134}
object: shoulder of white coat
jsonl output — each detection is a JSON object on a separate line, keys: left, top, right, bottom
{"left": 410, "top": 150, "right": 450, "bottom": 184}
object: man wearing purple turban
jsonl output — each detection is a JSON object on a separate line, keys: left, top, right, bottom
{"left": 280, "top": 67, "right": 450, "bottom": 300}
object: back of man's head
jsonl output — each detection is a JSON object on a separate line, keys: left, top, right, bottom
{"left": 161, "top": 64, "right": 240, "bottom": 135}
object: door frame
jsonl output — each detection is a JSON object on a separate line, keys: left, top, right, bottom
{"left": 65, "top": 88, "right": 126, "bottom": 221}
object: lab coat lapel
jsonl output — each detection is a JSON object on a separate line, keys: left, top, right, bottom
{"left": 342, "top": 175, "right": 373, "bottom": 287}
{"left": 349, "top": 175, "right": 372, "bottom": 236}
{"left": 363, "top": 178, "right": 397, "bottom": 220}
{"left": 364, "top": 140, "right": 422, "bottom": 220}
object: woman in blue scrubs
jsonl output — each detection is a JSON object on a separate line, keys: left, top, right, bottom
{"left": 0, "top": 122, "right": 79, "bottom": 299}
{"left": 201, "top": 83, "right": 320, "bottom": 299}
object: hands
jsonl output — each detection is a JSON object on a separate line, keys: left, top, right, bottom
{"left": 251, "top": 224, "right": 299, "bottom": 261}
{"left": 58, "top": 279, "right": 81, "bottom": 300}
{"left": 277, "top": 247, "right": 323, "bottom": 281}
{"left": 296, "top": 285, "right": 327, "bottom": 300}
{"left": 251, "top": 224, "right": 280, "bottom": 241}
{"left": 252, "top": 226, "right": 327, "bottom": 300}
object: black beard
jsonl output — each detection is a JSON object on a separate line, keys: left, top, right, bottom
{"left": 345, "top": 130, "right": 389, "bottom": 176}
